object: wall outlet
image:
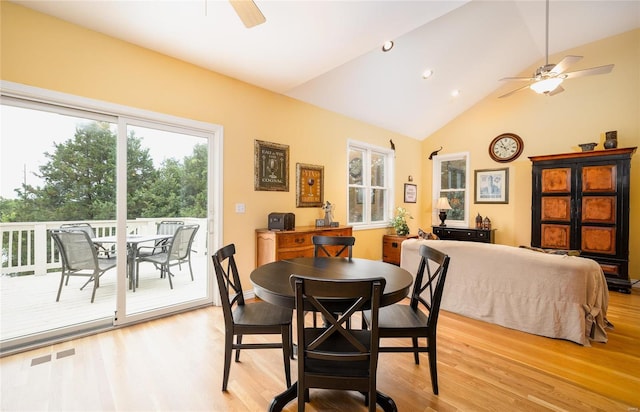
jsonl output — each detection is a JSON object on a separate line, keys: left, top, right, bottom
{"left": 235, "top": 203, "right": 246, "bottom": 213}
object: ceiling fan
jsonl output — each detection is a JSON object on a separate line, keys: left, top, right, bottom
{"left": 229, "top": 0, "right": 266, "bottom": 28}
{"left": 499, "top": 0, "right": 614, "bottom": 98}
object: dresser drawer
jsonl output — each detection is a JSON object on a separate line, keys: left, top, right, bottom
{"left": 278, "top": 232, "right": 313, "bottom": 249}
{"left": 432, "top": 226, "right": 495, "bottom": 244}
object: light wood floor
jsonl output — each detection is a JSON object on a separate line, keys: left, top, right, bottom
{"left": 1, "top": 289, "right": 639, "bottom": 411}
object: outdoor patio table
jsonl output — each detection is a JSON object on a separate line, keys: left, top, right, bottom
{"left": 93, "top": 234, "right": 172, "bottom": 292}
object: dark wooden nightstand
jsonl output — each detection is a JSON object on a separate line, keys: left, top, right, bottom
{"left": 382, "top": 234, "right": 418, "bottom": 266}
{"left": 432, "top": 226, "right": 495, "bottom": 243}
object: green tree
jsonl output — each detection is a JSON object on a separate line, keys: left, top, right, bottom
{"left": 12, "top": 122, "right": 155, "bottom": 221}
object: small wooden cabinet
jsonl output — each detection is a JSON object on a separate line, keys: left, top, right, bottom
{"left": 256, "top": 226, "right": 353, "bottom": 266}
{"left": 382, "top": 234, "right": 417, "bottom": 266}
{"left": 530, "top": 147, "right": 636, "bottom": 293}
{"left": 432, "top": 226, "right": 495, "bottom": 243}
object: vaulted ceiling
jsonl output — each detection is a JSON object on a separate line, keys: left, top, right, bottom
{"left": 12, "top": 0, "right": 640, "bottom": 140}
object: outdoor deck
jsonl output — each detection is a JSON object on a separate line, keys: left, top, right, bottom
{"left": 1, "top": 253, "right": 209, "bottom": 342}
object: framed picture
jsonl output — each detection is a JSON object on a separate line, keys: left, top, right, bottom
{"left": 296, "top": 163, "right": 324, "bottom": 207}
{"left": 254, "top": 140, "right": 289, "bottom": 191}
{"left": 404, "top": 183, "right": 417, "bottom": 203}
{"left": 474, "top": 168, "right": 509, "bottom": 204}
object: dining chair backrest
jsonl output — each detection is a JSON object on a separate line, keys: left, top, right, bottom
{"left": 411, "top": 244, "right": 450, "bottom": 328}
{"left": 289, "top": 274, "right": 385, "bottom": 411}
{"left": 167, "top": 224, "right": 199, "bottom": 261}
{"left": 212, "top": 243, "right": 245, "bottom": 322}
{"left": 51, "top": 229, "right": 99, "bottom": 271}
{"left": 312, "top": 235, "right": 355, "bottom": 260}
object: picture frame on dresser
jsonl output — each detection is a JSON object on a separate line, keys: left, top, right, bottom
{"left": 296, "top": 163, "right": 324, "bottom": 207}
{"left": 254, "top": 139, "right": 289, "bottom": 191}
{"left": 474, "top": 168, "right": 509, "bottom": 204}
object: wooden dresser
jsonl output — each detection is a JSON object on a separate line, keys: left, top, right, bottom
{"left": 382, "top": 234, "right": 418, "bottom": 266}
{"left": 255, "top": 226, "right": 353, "bottom": 266}
{"left": 530, "top": 147, "right": 636, "bottom": 293}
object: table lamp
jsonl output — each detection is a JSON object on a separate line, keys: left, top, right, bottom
{"left": 436, "top": 197, "right": 452, "bottom": 226}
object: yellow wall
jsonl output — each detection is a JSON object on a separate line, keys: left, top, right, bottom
{"left": 422, "top": 29, "right": 640, "bottom": 276}
{"left": 2, "top": 3, "right": 638, "bottom": 279}
{"left": 0, "top": 2, "right": 422, "bottom": 282}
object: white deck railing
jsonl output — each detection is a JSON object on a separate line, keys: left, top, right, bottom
{"left": 0, "top": 218, "right": 207, "bottom": 276}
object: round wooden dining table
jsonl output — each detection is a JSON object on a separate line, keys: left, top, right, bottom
{"left": 250, "top": 256, "right": 414, "bottom": 412}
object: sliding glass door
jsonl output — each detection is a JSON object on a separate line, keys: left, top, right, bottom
{"left": 0, "top": 82, "right": 222, "bottom": 354}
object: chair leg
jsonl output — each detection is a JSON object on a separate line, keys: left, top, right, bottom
{"left": 235, "top": 335, "right": 242, "bottom": 362}
{"left": 412, "top": 337, "right": 420, "bottom": 364}
{"left": 166, "top": 265, "right": 174, "bottom": 289}
{"left": 281, "top": 325, "right": 292, "bottom": 388}
{"left": 188, "top": 259, "right": 194, "bottom": 281}
{"left": 222, "top": 332, "right": 233, "bottom": 391}
{"left": 429, "top": 342, "right": 438, "bottom": 395}
{"left": 56, "top": 271, "right": 66, "bottom": 302}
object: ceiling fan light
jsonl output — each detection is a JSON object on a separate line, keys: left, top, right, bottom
{"left": 530, "top": 78, "right": 563, "bottom": 94}
{"left": 382, "top": 41, "right": 394, "bottom": 52}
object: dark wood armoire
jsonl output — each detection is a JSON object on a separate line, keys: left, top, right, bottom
{"left": 530, "top": 147, "right": 636, "bottom": 293}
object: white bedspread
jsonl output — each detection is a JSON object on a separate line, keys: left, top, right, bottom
{"left": 400, "top": 239, "right": 609, "bottom": 346}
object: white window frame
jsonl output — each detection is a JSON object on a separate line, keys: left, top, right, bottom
{"left": 346, "top": 139, "right": 394, "bottom": 230}
{"left": 432, "top": 152, "right": 470, "bottom": 228}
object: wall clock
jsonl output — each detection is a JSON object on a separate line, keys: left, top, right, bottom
{"left": 489, "top": 133, "right": 524, "bottom": 163}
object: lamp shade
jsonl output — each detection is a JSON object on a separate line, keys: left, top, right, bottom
{"left": 530, "top": 77, "right": 563, "bottom": 94}
{"left": 436, "top": 197, "right": 452, "bottom": 210}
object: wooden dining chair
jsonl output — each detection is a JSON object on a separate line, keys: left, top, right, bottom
{"left": 212, "top": 244, "right": 292, "bottom": 392}
{"left": 312, "top": 235, "right": 355, "bottom": 260}
{"left": 362, "top": 244, "right": 450, "bottom": 395}
{"left": 290, "top": 274, "right": 385, "bottom": 412}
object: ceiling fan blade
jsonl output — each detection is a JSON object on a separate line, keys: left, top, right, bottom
{"left": 498, "top": 84, "right": 531, "bottom": 99}
{"left": 548, "top": 85, "right": 565, "bottom": 96}
{"left": 229, "top": 0, "right": 266, "bottom": 28}
{"left": 499, "top": 76, "right": 535, "bottom": 82}
{"left": 563, "top": 64, "right": 615, "bottom": 79}
{"left": 550, "top": 55, "right": 583, "bottom": 75}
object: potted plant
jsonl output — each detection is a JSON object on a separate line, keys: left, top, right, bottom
{"left": 390, "top": 207, "right": 412, "bottom": 236}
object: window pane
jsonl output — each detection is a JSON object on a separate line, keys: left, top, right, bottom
{"left": 441, "top": 191, "right": 465, "bottom": 221}
{"left": 348, "top": 187, "right": 364, "bottom": 223}
{"left": 440, "top": 159, "right": 466, "bottom": 190}
{"left": 371, "top": 152, "right": 385, "bottom": 186}
{"left": 371, "top": 188, "right": 385, "bottom": 221}
{"left": 348, "top": 150, "right": 363, "bottom": 185}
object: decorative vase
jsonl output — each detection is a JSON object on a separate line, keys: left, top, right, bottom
{"left": 604, "top": 130, "right": 618, "bottom": 149}
{"left": 396, "top": 224, "right": 409, "bottom": 236}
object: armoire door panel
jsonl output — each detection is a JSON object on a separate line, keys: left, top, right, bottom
{"left": 541, "top": 168, "right": 571, "bottom": 193}
{"left": 582, "top": 165, "right": 616, "bottom": 192}
{"left": 541, "top": 196, "right": 571, "bottom": 221}
{"left": 540, "top": 224, "right": 570, "bottom": 249}
{"left": 581, "top": 226, "right": 616, "bottom": 255}
{"left": 582, "top": 196, "right": 616, "bottom": 224}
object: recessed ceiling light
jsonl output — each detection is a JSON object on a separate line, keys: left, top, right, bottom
{"left": 451, "top": 89, "right": 460, "bottom": 97}
{"left": 422, "top": 69, "right": 434, "bottom": 79}
{"left": 382, "top": 41, "right": 394, "bottom": 52}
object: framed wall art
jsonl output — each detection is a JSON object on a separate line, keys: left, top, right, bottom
{"left": 404, "top": 183, "right": 417, "bottom": 203}
{"left": 296, "top": 163, "right": 324, "bottom": 207}
{"left": 474, "top": 167, "right": 509, "bottom": 204}
{"left": 254, "top": 140, "right": 289, "bottom": 191}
